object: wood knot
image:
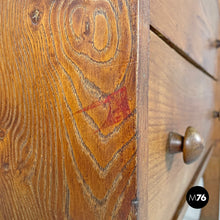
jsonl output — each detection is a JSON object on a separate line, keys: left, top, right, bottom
{"left": 30, "top": 9, "right": 42, "bottom": 25}
{"left": 0, "top": 128, "right": 6, "bottom": 140}
{"left": 83, "top": 17, "right": 90, "bottom": 36}
{"left": 2, "top": 163, "right": 9, "bottom": 172}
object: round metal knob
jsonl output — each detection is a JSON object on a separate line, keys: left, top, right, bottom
{"left": 168, "top": 127, "right": 204, "bottom": 164}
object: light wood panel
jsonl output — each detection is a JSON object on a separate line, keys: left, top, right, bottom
{"left": 150, "top": 0, "right": 220, "bottom": 77}
{"left": 0, "top": 0, "right": 138, "bottom": 219}
{"left": 136, "top": 0, "right": 150, "bottom": 218}
{"left": 148, "top": 31, "right": 216, "bottom": 220}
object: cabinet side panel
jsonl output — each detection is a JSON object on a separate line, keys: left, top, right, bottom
{"left": 0, "top": 0, "right": 137, "bottom": 219}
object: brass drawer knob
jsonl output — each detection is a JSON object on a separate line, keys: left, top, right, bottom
{"left": 168, "top": 127, "right": 204, "bottom": 164}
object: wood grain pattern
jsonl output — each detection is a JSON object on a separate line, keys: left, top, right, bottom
{"left": 150, "top": 0, "right": 220, "bottom": 77}
{"left": 148, "top": 31, "right": 217, "bottom": 220}
{"left": 0, "top": 0, "right": 137, "bottom": 219}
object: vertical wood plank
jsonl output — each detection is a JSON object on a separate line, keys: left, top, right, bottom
{"left": 136, "top": 0, "right": 150, "bottom": 219}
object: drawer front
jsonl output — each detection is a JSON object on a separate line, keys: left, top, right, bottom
{"left": 150, "top": 0, "right": 220, "bottom": 77}
{"left": 148, "top": 31, "right": 217, "bottom": 220}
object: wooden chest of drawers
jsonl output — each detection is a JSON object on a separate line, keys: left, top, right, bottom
{"left": 140, "top": 0, "right": 220, "bottom": 219}
{"left": 0, "top": 0, "right": 219, "bottom": 219}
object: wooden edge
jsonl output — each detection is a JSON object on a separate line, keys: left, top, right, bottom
{"left": 172, "top": 144, "right": 215, "bottom": 220}
{"left": 136, "top": 0, "right": 150, "bottom": 218}
{"left": 217, "top": 1, "right": 220, "bottom": 80}
{"left": 218, "top": 1, "right": 220, "bottom": 20}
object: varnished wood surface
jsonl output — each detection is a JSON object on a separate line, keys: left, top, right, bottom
{"left": 148, "top": 31, "right": 217, "bottom": 220}
{"left": 0, "top": 0, "right": 137, "bottom": 219}
{"left": 150, "top": 0, "right": 220, "bottom": 78}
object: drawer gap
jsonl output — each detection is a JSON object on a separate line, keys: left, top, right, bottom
{"left": 150, "top": 25, "right": 218, "bottom": 82}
